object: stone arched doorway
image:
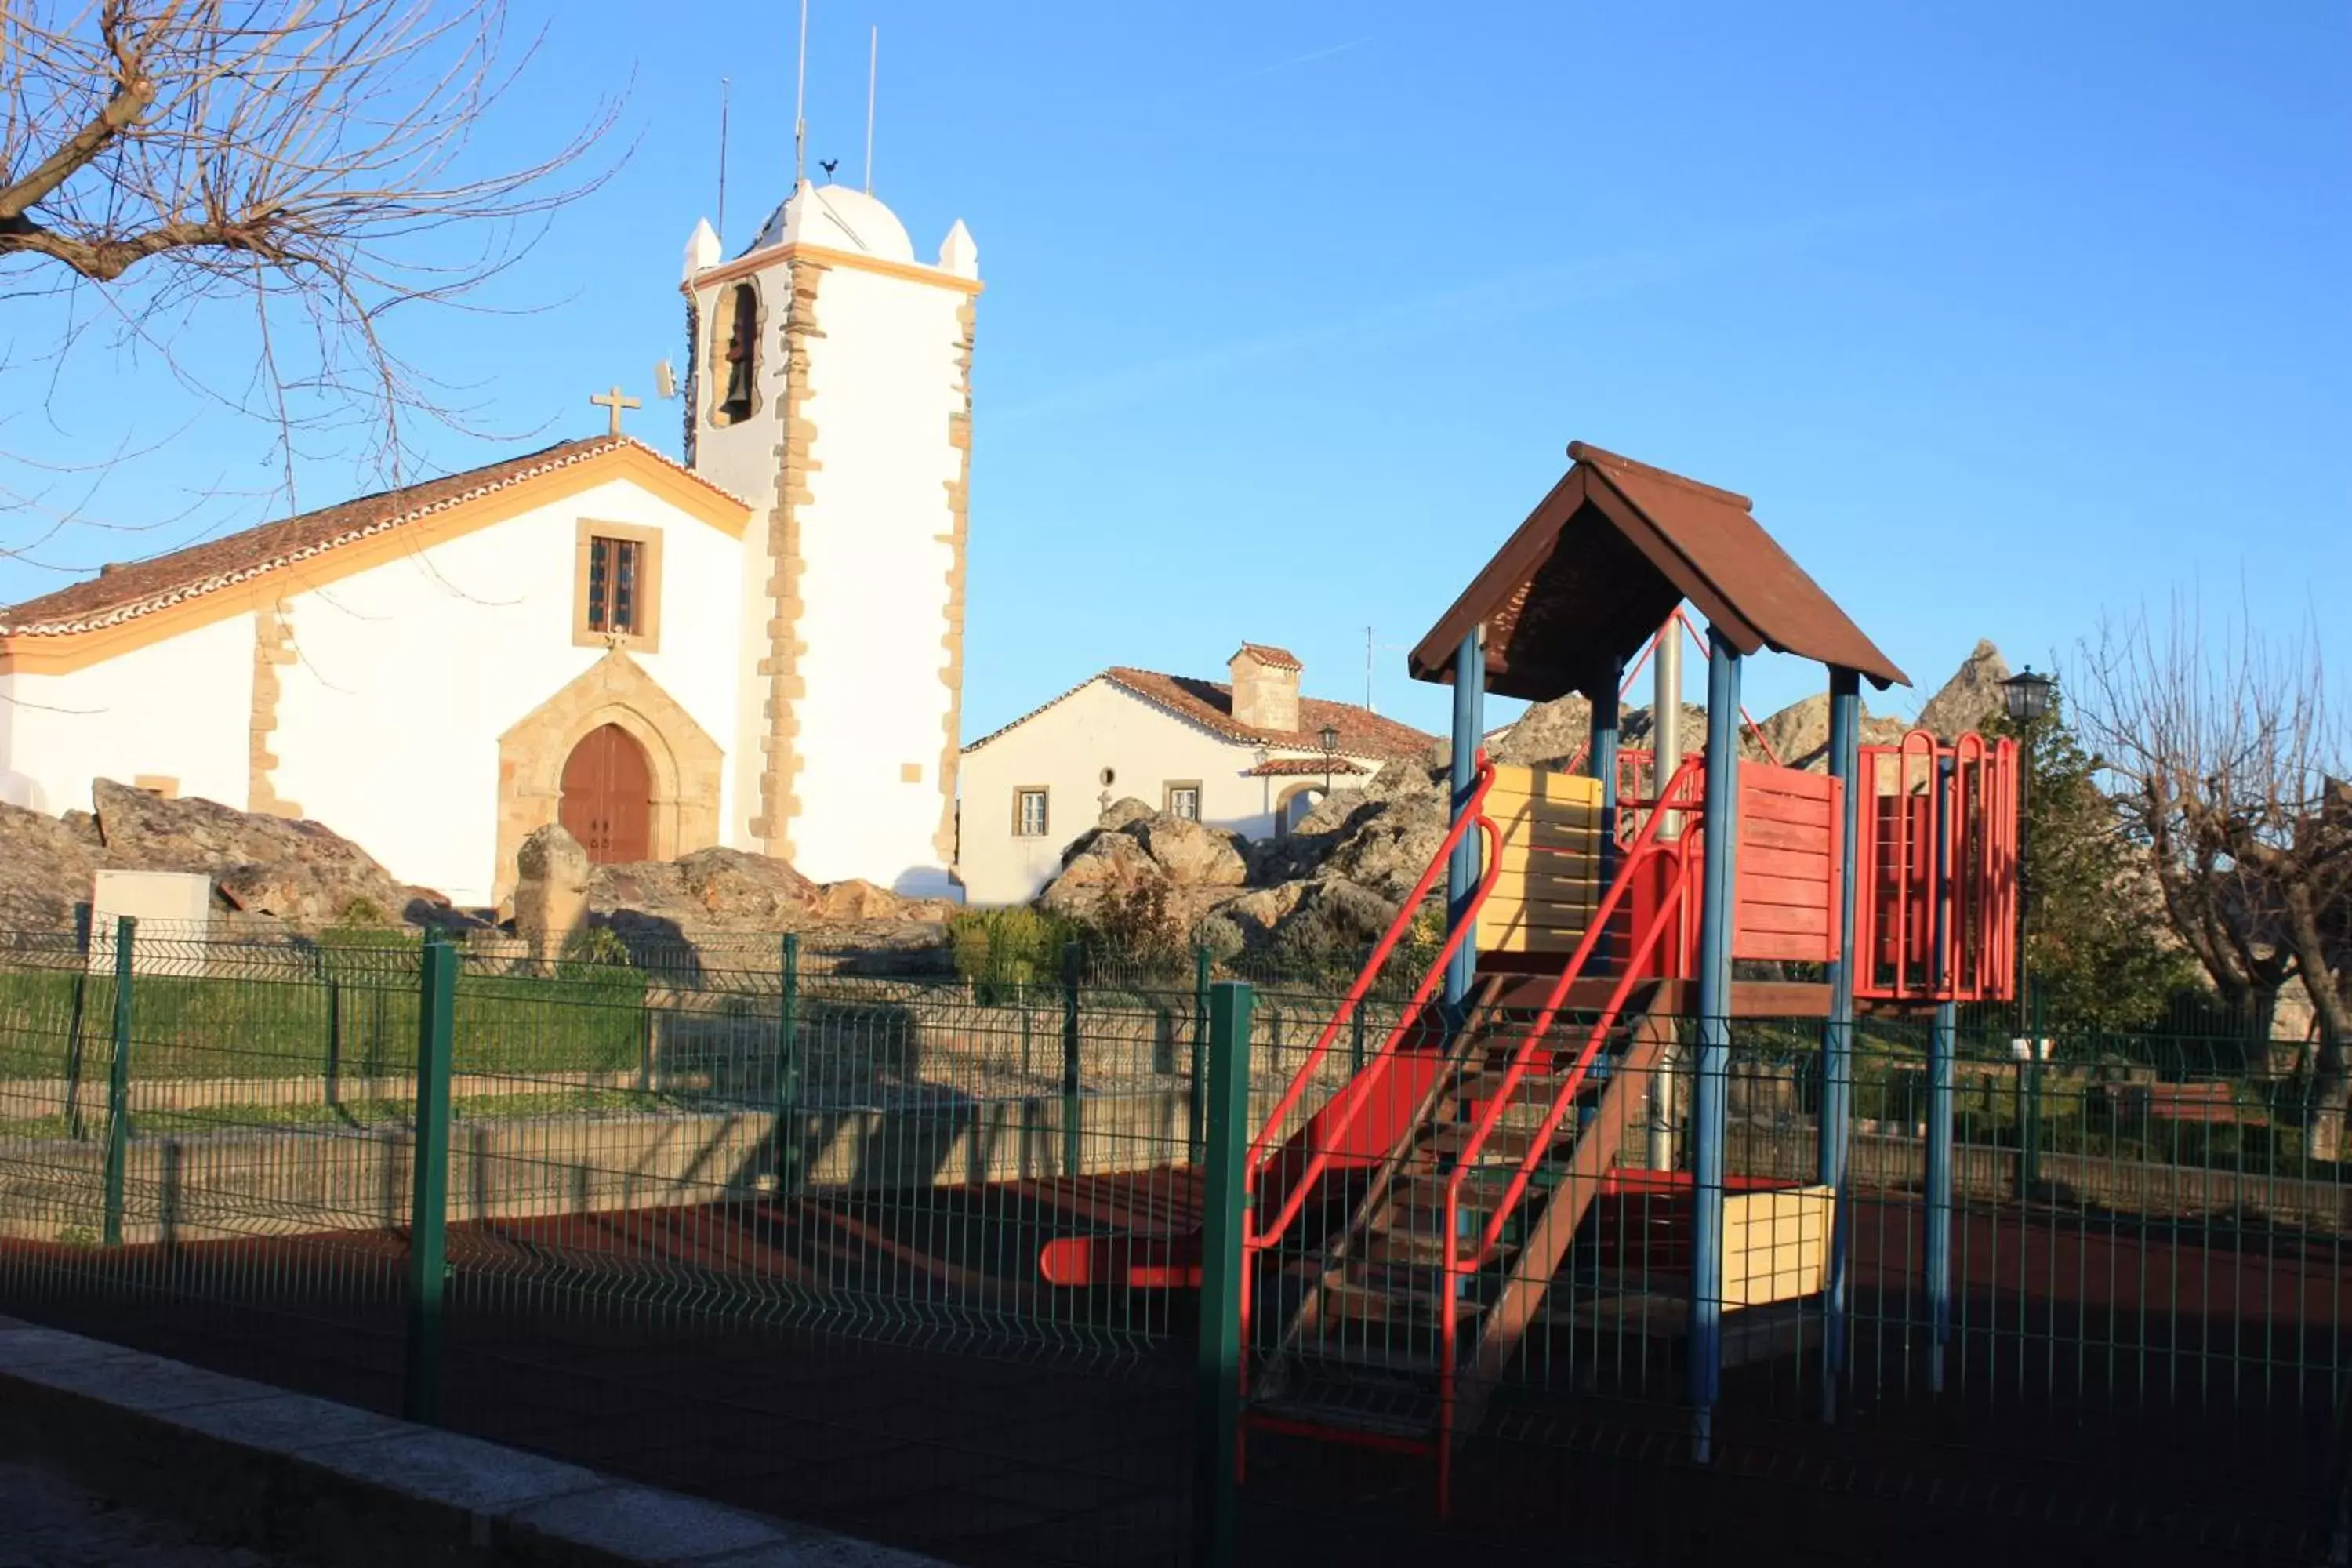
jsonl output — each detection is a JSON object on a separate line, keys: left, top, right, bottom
{"left": 494, "top": 652, "right": 724, "bottom": 906}
{"left": 559, "top": 723, "right": 652, "bottom": 863}
{"left": 1276, "top": 782, "right": 1327, "bottom": 836}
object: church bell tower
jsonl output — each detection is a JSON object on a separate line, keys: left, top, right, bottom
{"left": 679, "top": 181, "right": 978, "bottom": 893}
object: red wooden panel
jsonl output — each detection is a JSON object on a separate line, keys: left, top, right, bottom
{"left": 1741, "top": 789, "right": 1832, "bottom": 828}
{"left": 1737, "top": 930, "right": 1832, "bottom": 962}
{"left": 1740, "top": 872, "right": 1831, "bottom": 910}
{"left": 1741, "top": 902, "right": 1830, "bottom": 936}
{"left": 1740, "top": 762, "right": 1836, "bottom": 800}
{"left": 1741, "top": 844, "right": 1830, "bottom": 881}
{"left": 1742, "top": 818, "right": 1828, "bottom": 852}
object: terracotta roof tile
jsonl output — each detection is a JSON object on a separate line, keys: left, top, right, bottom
{"left": 0, "top": 437, "right": 746, "bottom": 637}
{"left": 1104, "top": 668, "right": 1434, "bottom": 760}
{"left": 1243, "top": 756, "right": 1366, "bottom": 777}
{"left": 963, "top": 669, "right": 1437, "bottom": 762}
{"left": 1232, "top": 641, "right": 1303, "bottom": 671}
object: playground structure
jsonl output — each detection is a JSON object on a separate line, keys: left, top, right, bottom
{"left": 1047, "top": 441, "right": 2025, "bottom": 1506}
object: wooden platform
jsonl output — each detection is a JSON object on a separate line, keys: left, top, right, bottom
{"left": 1479, "top": 974, "right": 1836, "bottom": 1018}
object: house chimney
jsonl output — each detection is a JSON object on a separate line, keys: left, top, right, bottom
{"left": 1228, "top": 643, "right": 1302, "bottom": 732}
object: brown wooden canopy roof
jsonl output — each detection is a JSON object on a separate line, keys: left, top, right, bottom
{"left": 1408, "top": 442, "right": 1908, "bottom": 701}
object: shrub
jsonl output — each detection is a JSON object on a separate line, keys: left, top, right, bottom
{"left": 949, "top": 906, "right": 1082, "bottom": 1001}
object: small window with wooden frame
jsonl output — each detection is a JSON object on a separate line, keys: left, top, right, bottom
{"left": 1163, "top": 781, "right": 1202, "bottom": 822}
{"left": 573, "top": 519, "right": 662, "bottom": 652}
{"left": 1013, "top": 786, "right": 1050, "bottom": 838}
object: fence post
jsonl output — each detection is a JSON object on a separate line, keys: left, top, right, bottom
{"left": 404, "top": 937, "right": 457, "bottom": 1425}
{"left": 100, "top": 915, "right": 136, "bottom": 1248}
{"left": 1062, "top": 942, "right": 1083, "bottom": 1178}
{"left": 1925, "top": 1001, "right": 1955, "bottom": 1395}
{"left": 775, "top": 933, "right": 800, "bottom": 1193}
{"left": 2020, "top": 983, "right": 2043, "bottom": 1194}
{"left": 324, "top": 975, "right": 343, "bottom": 1116}
{"left": 62, "top": 902, "right": 93, "bottom": 1142}
{"left": 1189, "top": 944, "right": 1211, "bottom": 1164}
{"left": 1192, "top": 979, "right": 1254, "bottom": 1568}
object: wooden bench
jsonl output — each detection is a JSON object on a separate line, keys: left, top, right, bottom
{"left": 2112, "top": 1081, "right": 2269, "bottom": 1127}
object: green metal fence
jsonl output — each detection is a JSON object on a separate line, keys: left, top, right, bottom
{"left": 1, "top": 920, "right": 2346, "bottom": 1566}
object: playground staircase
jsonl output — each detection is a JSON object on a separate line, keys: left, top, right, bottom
{"left": 1245, "top": 753, "right": 1707, "bottom": 1463}
{"left": 1252, "top": 993, "right": 1671, "bottom": 1449}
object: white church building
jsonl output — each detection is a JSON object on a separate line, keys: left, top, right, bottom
{"left": 0, "top": 180, "right": 978, "bottom": 909}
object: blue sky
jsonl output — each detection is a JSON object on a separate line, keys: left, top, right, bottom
{"left": 6, "top": 1, "right": 2346, "bottom": 741}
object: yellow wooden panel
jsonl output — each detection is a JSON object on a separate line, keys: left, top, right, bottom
{"left": 1721, "top": 1186, "right": 1832, "bottom": 1307}
{"left": 1480, "top": 920, "right": 1603, "bottom": 955}
{"left": 1486, "top": 766, "right": 1606, "bottom": 808}
{"left": 1481, "top": 899, "right": 1600, "bottom": 933}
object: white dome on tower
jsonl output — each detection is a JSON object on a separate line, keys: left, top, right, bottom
{"left": 749, "top": 181, "right": 915, "bottom": 263}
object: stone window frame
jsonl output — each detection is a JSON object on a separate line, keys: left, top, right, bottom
{"left": 1013, "top": 786, "right": 1050, "bottom": 838}
{"left": 1163, "top": 780, "right": 1203, "bottom": 822}
{"left": 572, "top": 518, "right": 663, "bottom": 653}
{"left": 708, "top": 278, "right": 764, "bottom": 429}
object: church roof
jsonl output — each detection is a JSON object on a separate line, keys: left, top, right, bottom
{"left": 749, "top": 181, "right": 915, "bottom": 263}
{"left": 0, "top": 437, "right": 748, "bottom": 639}
{"left": 964, "top": 667, "right": 1436, "bottom": 763}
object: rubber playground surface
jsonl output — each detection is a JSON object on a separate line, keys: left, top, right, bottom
{"left": 5, "top": 1170, "right": 2347, "bottom": 1568}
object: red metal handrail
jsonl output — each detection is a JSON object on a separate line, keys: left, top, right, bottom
{"left": 1434, "top": 757, "right": 1705, "bottom": 1461}
{"left": 1436, "top": 753, "right": 1704, "bottom": 1265}
{"left": 1244, "top": 752, "right": 1501, "bottom": 1220}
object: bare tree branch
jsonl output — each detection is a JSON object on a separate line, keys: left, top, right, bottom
{"left": 0, "top": 0, "right": 625, "bottom": 550}
{"left": 2078, "top": 599, "right": 2351, "bottom": 1156}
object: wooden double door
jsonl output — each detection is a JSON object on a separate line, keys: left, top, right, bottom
{"left": 559, "top": 723, "right": 652, "bottom": 864}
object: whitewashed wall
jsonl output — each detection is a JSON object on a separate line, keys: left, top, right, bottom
{"left": 956, "top": 681, "right": 1375, "bottom": 906}
{"left": 0, "top": 615, "right": 252, "bottom": 815}
{"left": 269, "top": 477, "right": 746, "bottom": 906}
{"left": 685, "top": 241, "right": 969, "bottom": 891}
{"left": 790, "top": 263, "right": 965, "bottom": 894}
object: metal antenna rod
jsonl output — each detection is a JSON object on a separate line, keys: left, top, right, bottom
{"left": 864, "top": 26, "right": 877, "bottom": 194}
{"left": 716, "top": 77, "right": 731, "bottom": 241}
{"left": 793, "top": 0, "right": 809, "bottom": 187}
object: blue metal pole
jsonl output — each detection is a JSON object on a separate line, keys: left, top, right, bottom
{"left": 1445, "top": 629, "right": 1486, "bottom": 1018}
{"left": 1589, "top": 656, "right": 1622, "bottom": 971}
{"left": 1925, "top": 755, "right": 1956, "bottom": 1395}
{"left": 1820, "top": 666, "right": 1860, "bottom": 1419}
{"left": 1688, "top": 626, "right": 1742, "bottom": 1461}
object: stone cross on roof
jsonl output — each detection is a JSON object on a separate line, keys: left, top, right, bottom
{"left": 590, "top": 386, "right": 641, "bottom": 437}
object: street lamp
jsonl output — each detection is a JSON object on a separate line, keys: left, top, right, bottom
{"left": 2002, "top": 666, "right": 2055, "bottom": 725}
{"left": 2002, "top": 666, "right": 2056, "bottom": 1186}
{"left": 1318, "top": 723, "right": 1340, "bottom": 794}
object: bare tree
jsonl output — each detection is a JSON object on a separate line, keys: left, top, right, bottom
{"left": 0, "top": 0, "right": 619, "bottom": 550}
{"left": 2078, "top": 602, "right": 2351, "bottom": 1157}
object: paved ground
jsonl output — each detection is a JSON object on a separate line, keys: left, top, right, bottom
{"left": 0, "top": 1462, "right": 295, "bottom": 1568}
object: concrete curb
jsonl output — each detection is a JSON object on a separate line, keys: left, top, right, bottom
{"left": 0, "top": 1317, "right": 945, "bottom": 1567}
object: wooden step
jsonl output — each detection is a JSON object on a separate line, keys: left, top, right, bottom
{"left": 1323, "top": 1276, "right": 1486, "bottom": 1327}
{"left": 1250, "top": 1392, "right": 1436, "bottom": 1446}
{"left": 1421, "top": 1121, "right": 1563, "bottom": 1163}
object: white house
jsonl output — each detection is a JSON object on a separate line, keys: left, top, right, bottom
{"left": 0, "top": 176, "right": 978, "bottom": 910}
{"left": 956, "top": 644, "right": 1435, "bottom": 906}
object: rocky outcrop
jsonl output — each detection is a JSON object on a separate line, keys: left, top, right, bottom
{"left": 1739, "top": 691, "right": 1910, "bottom": 771}
{"left": 0, "top": 800, "right": 103, "bottom": 927}
{"left": 89, "top": 779, "right": 431, "bottom": 927}
{"left": 1038, "top": 805, "right": 1248, "bottom": 924}
{"left": 1915, "top": 639, "right": 2012, "bottom": 738}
